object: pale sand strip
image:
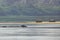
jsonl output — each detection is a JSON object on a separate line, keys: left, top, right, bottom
{"left": 0, "top": 22, "right": 60, "bottom": 24}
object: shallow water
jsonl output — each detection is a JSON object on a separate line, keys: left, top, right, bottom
{"left": 0, "top": 24, "right": 60, "bottom": 27}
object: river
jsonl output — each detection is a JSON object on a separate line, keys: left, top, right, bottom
{"left": 0, "top": 24, "right": 60, "bottom": 40}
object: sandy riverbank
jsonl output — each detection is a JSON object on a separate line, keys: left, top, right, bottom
{"left": 0, "top": 22, "right": 60, "bottom": 24}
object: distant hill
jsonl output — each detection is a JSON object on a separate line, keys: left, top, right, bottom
{"left": 0, "top": 0, "right": 60, "bottom": 16}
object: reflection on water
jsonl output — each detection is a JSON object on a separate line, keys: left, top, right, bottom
{"left": 0, "top": 36, "right": 60, "bottom": 40}
{"left": 0, "top": 24, "right": 60, "bottom": 40}
{"left": 0, "top": 27, "right": 60, "bottom": 36}
{"left": 0, "top": 28, "right": 60, "bottom": 40}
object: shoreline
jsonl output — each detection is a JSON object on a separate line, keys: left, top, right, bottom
{"left": 0, "top": 22, "right": 60, "bottom": 24}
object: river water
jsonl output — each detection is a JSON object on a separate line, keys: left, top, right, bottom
{"left": 0, "top": 24, "right": 60, "bottom": 40}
